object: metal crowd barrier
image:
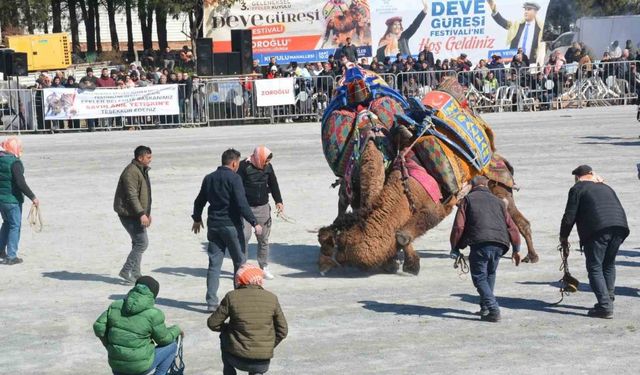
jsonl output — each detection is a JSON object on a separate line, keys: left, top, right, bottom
{"left": 1, "top": 60, "right": 638, "bottom": 133}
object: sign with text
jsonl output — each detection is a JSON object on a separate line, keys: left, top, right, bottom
{"left": 42, "top": 85, "right": 180, "bottom": 120}
{"left": 371, "top": 0, "right": 550, "bottom": 64}
{"left": 204, "top": 0, "right": 373, "bottom": 64}
{"left": 254, "top": 78, "right": 296, "bottom": 106}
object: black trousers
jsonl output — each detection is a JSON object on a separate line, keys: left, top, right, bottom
{"left": 222, "top": 349, "right": 270, "bottom": 375}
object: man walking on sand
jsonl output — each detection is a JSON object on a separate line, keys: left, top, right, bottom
{"left": 114, "top": 146, "right": 153, "bottom": 283}
{"left": 192, "top": 149, "right": 263, "bottom": 312}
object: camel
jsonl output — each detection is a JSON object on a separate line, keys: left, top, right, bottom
{"left": 318, "top": 140, "right": 538, "bottom": 275}
{"left": 317, "top": 67, "right": 537, "bottom": 275}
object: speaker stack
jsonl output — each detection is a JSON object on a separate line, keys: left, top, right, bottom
{"left": 0, "top": 49, "right": 28, "bottom": 79}
{"left": 195, "top": 38, "right": 214, "bottom": 76}
{"left": 208, "top": 29, "right": 253, "bottom": 76}
{"left": 231, "top": 29, "right": 253, "bottom": 75}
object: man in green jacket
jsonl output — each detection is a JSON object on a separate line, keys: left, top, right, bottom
{"left": 94, "top": 276, "right": 183, "bottom": 375}
{"left": 114, "top": 146, "right": 152, "bottom": 283}
{"left": 208, "top": 264, "right": 288, "bottom": 375}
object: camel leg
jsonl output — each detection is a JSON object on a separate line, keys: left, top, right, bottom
{"left": 489, "top": 183, "right": 538, "bottom": 264}
{"left": 401, "top": 242, "right": 421, "bottom": 275}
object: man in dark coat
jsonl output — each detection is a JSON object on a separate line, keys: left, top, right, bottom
{"left": 559, "top": 165, "right": 629, "bottom": 319}
{"left": 450, "top": 176, "right": 521, "bottom": 322}
{"left": 341, "top": 37, "right": 358, "bottom": 63}
{"left": 488, "top": 1, "right": 543, "bottom": 63}
{"left": 192, "top": 149, "right": 263, "bottom": 312}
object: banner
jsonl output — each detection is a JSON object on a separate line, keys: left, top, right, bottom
{"left": 255, "top": 77, "right": 296, "bottom": 106}
{"left": 204, "top": 0, "right": 372, "bottom": 64}
{"left": 42, "top": 85, "right": 180, "bottom": 120}
{"left": 370, "top": 0, "right": 550, "bottom": 64}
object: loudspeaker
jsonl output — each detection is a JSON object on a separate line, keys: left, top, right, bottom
{"left": 0, "top": 49, "right": 14, "bottom": 76}
{"left": 8, "top": 52, "right": 28, "bottom": 76}
{"left": 227, "top": 52, "right": 242, "bottom": 75}
{"left": 195, "top": 38, "right": 213, "bottom": 76}
{"left": 231, "top": 29, "right": 253, "bottom": 74}
{"left": 213, "top": 52, "right": 229, "bottom": 76}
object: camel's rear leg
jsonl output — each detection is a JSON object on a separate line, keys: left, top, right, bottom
{"left": 490, "top": 183, "right": 538, "bottom": 263}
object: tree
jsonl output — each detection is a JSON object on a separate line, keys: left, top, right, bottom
{"left": 91, "top": 0, "right": 102, "bottom": 53}
{"left": 138, "top": 0, "right": 155, "bottom": 51}
{"left": 125, "top": 0, "right": 135, "bottom": 59}
{"left": 155, "top": 1, "right": 169, "bottom": 51}
{"left": 574, "top": 0, "right": 640, "bottom": 16}
{"left": 78, "top": 0, "right": 97, "bottom": 53}
{"left": 105, "top": 0, "right": 121, "bottom": 51}
{"left": 52, "top": 0, "right": 63, "bottom": 33}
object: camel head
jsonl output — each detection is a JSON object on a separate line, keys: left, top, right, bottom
{"left": 317, "top": 226, "right": 346, "bottom": 275}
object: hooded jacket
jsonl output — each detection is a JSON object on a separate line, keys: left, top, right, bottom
{"left": 93, "top": 285, "right": 181, "bottom": 374}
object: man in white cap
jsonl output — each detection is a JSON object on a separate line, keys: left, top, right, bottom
{"left": 487, "top": 1, "right": 544, "bottom": 64}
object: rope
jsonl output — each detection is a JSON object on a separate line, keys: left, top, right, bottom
{"left": 276, "top": 211, "right": 297, "bottom": 224}
{"left": 550, "top": 243, "right": 579, "bottom": 306}
{"left": 27, "top": 204, "right": 43, "bottom": 233}
{"left": 453, "top": 253, "right": 469, "bottom": 278}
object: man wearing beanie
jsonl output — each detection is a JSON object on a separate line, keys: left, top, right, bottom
{"left": 208, "top": 264, "right": 288, "bottom": 375}
{"left": 560, "top": 165, "right": 629, "bottom": 319}
{"left": 93, "top": 276, "right": 183, "bottom": 375}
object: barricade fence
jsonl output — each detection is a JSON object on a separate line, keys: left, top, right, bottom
{"left": 0, "top": 60, "right": 638, "bottom": 133}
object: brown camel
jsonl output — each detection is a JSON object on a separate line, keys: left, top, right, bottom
{"left": 319, "top": 141, "right": 538, "bottom": 275}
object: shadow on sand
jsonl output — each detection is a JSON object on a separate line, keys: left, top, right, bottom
{"left": 109, "top": 294, "right": 210, "bottom": 314}
{"left": 451, "top": 293, "right": 589, "bottom": 317}
{"left": 359, "top": 300, "right": 478, "bottom": 321}
{"left": 42, "top": 271, "right": 129, "bottom": 286}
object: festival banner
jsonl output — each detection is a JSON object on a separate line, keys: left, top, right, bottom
{"left": 204, "top": 0, "right": 373, "bottom": 64}
{"left": 370, "top": 0, "right": 550, "bottom": 64}
{"left": 42, "top": 85, "right": 180, "bottom": 120}
{"left": 254, "top": 77, "right": 296, "bottom": 106}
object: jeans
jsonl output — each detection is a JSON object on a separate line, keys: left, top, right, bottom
{"left": 243, "top": 204, "right": 272, "bottom": 268}
{"left": 119, "top": 216, "right": 149, "bottom": 277}
{"left": 222, "top": 349, "right": 270, "bottom": 375}
{"left": 207, "top": 225, "right": 246, "bottom": 308}
{"left": 583, "top": 228, "right": 626, "bottom": 312}
{"left": 469, "top": 243, "right": 505, "bottom": 312}
{"left": 113, "top": 341, "right": 177, "bottom": 375}
{"left": 0, "top": 203, "right": 22, "bottom": 259}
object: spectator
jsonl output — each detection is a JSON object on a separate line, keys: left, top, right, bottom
{"left": 267, "top": 56, "right": 279, "bottom": 73}
{"left": 50, "top": 76, "right": 64, "bottom": 88}
{"left": 402, "top": 76, "right": 420, "bottom": 98}
{"left": 360, "top": 57, "right": 370, "bottom": 70}
{"left": 311, "top": 62, "right": 323, "bottom": 76}
{"left": 207, "top": 264, "right": 288, "bottom": 375}
{"left": 266, "top": 66, "right": 278, "bottom": 79}
{"left": 80, "top": 67, "right": 98, "bottom": 87}
{"left": 64, "top": 76, "right": 78, "bottom": 88}
{"left": 565, "top": 42, "right": 582, "bottom": 64}
{"left": 161, "top": 47, "right": 175, "bottom": 70}
{"left": 608, "top": 40, "right": 622, "bottom": 59}
{"left": 418, "top": 45, "right": 435, "bottom": 67}
{"left": 341, "top": 37, "right": 358, "bottom": 62}
{"left": 483, "top": 71, "right": 498, "bottom": 97}
{"left": 93, "top": 276, "right": 183, "bottom": 375}
{"left": 487, "top": 55, "right": 506, "bottom": 85}
{"left": 516, "top": 47, "right": 530, "bottom": 66}
{"left": 96, "top": 68, "right": 116, "bottom": 88}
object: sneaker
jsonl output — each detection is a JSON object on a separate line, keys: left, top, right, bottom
{"left": 0, "top": 250, "right": 6, "bottom": 259}
{"left": 119, "top": 269, "right": 137, "bottom": 284}
{"left": 5, "top": 257, "right": 23, "bottom": 265}
{"left": 587, "top": 308, "right": 613, "bottom": 319}
{"left": 475, "top": 308, "right": 489, "bottom": 317}
{"left": 262, "top": 266, "right": 275, "bottom": 280}
{"left": 480, "top": 310, "right": 501, "bottom": 322}
{"left": 207, "top": 304, "right": 218, "bottom": 313}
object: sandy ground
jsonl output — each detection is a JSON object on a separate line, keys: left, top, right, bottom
{"left": 1, "top": 106, "right": 640, "bottom": 374}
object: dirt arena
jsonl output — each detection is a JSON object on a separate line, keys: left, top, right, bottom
{"left": 1, "top": 106, "right": 639, "bottom": 374}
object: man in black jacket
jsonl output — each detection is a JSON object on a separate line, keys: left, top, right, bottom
{"left": 192, "top": 149, "right": 263, "bottom": 312}
{"left": 559, "top": 165, "right": 629, "bottom": 319}
{"left": 450, "top": 176, "right": 521, "bottom": 322}
{"left": 238, "top": 146, "right": 283, "bottom": 280}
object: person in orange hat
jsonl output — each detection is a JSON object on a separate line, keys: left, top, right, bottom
{"left": 208, "top": 264, "right": 288, "bottom": 375}
{"left": 0, "top": 137, "right": 39, "bottom": 265}
{"left": 376, "top": 0, "right": 429, "bottom": 61}
{"left": 237, "top": 146, "right": 284, "bottom": 280}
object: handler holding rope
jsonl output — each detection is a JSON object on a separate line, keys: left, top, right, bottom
{"left": 450, "top": 176, "right": 521, "bottom": 322}
{"left": 0, "top": 137, "right": 39, "bottom": 265}
{"left": 559, "top": 165, "right": 629, "bottom": 319}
